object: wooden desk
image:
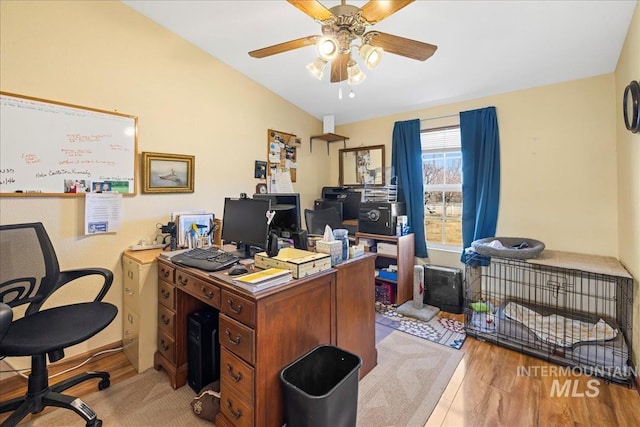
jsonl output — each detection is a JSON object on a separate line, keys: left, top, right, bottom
{"left": 154, "top": 253, "right": 377, "bottom": 427}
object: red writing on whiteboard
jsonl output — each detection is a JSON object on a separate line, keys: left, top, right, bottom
{"left": 61, "top": 148, "right": 93, "bottom": 157}
{"left": 109, "top": 144, "right": 129, "bottom": 151}
{"left": 58, "top": 159, "right": 115, "bottom": 167}
{"left": 66, "top": 134, "right": 111, "bottom": 143}
{"left": 21, "top": 153, "right": 41, "bottom": 164}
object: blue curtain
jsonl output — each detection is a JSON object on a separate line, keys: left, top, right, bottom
{"left": 459, "top": 107, "right": 501, "bottom": 263}
{"left": 392, "top": 119, "right": 427, "bottom": 258}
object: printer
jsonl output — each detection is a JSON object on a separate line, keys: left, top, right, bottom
{"left": 314, "top": 187, "right": 362, "bottom": 221}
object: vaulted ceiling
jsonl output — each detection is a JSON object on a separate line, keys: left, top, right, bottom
{"left": 121, "top": 0, "right": 636, "bottom": 125}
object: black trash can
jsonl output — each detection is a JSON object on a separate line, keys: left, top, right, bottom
{"left": 280, "top": 345, "right": 362, "bottom": 427}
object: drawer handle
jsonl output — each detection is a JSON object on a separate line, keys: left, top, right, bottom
{"left": 177, "top": 275, "right": 188, "bottom": 286}
{"left": 128, "top": 270, "right": 134, "bottom": 279}
{"left": 225, "top": 328, "right": 242, "bottom": 346}
{"left": 160, "top": 339, "right": 170, "bottom": 351}
{"left": 125, "top": 287, "right": 134, "bottom": 296}
{"left": 160, "top": 315, "right": 170, "bottom": 325}
{"left": 226, "top": 399, "right": 242, "bottom": 420}
{"left": 226, "top": 363, "right": 243, "bottom": 383}
{"left": 161, "top": 269, "right": 170, "bottom": 278}
{"left": 201, "top": 286, "right": 214, "bottom": 299}
{"left": 160, "top": 289, "right": 170, "bottom": 299}
{"left": 227, "top": 298, "right": 243, "bottom": 314}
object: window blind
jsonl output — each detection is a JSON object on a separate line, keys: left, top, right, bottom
{"left": 420, "top": 127, "right": 461, "bottom": 151}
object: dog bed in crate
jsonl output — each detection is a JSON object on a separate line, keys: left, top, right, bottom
{"left": 471, "top": 237, "right": 545, "bottom": 259}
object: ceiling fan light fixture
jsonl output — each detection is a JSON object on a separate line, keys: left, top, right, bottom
{"left": 306, "top": 57, "right": 328, "bottom": 80}
{"left": 359, "top": 44, "right": 383, "bottom": 69}
{"left": 317, "top": 36, "right": 339, "bottom": 61}
{"left": 347, "top": 60, "right": 366, "bottom": 85}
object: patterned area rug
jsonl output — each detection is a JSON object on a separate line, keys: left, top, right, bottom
{"left": 375, "top": 302, "right": 466, "bottom": 349}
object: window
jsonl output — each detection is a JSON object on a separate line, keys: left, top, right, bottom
{"left": 422, "top": 126, "right": 462, "bottom": 248}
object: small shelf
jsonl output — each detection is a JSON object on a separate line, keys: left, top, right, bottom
{"left": 310, "top": 133, "right": 349, "bottom": 155}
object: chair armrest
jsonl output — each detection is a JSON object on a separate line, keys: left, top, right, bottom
{"left": 24, "top": 268, "right": 114, "bottom": 315}
{"left": 0, "top": 302, "right": 13, "bottom": 343}
{"left": 58, "top": 268, "right": 114, "bottom": 302}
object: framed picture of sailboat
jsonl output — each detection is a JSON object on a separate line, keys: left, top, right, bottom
{"left": 141, "top": 152, "right": 194, "bottom": 193}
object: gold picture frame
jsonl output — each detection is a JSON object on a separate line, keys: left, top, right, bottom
{"left": 141, "top": 152, "right": 194, "bottom": 193}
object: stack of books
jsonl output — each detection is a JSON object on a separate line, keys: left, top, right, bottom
{"left": 231, "top": 268, "right": 293, "bottom": 293}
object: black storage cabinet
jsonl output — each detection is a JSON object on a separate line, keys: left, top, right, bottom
{"left": 280, "top": 345, "right": 362, "bottom": 427}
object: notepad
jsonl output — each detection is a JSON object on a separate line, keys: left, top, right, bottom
{"left": 231, "top": 268, "right": 292, "bottom": 293}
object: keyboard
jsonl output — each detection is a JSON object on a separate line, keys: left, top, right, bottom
{"left": 171, "top": 247, "right": 240, "bottom": 272}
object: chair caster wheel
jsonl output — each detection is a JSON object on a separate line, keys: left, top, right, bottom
{"left": 88, "top": 419, "right": 103, "bottom": 427}
{"left": 98, "top": 379, "right": 110, "bottom": 390}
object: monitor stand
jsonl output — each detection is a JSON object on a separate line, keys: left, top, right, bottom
{"left": 225, "top": 242, "right": 262, "bottom": 260}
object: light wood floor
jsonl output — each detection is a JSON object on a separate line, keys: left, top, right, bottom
{"left": 1, "top": 324, "right": 639, "bottom": 426}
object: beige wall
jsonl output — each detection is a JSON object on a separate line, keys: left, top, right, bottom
{"left": 615, "top": 1, "right": 640, "bottom": 373}
{"left": 0, "top": 0, "right": 330, "bottom": 362}
{"left": 337, "top": 75, "right": 619, "bottom": 265}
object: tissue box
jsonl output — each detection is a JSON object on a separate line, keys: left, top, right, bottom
{"left": 316, "top": 240, "right": 342, "bottom": 265}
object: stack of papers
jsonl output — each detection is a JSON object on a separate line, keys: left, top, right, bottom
{"left": 231, "top": 268, "right": 293, "bottom": 293}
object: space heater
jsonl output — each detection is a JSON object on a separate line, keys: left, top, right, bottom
{"left": 423, "top": 265, "right": 463, "bottom": 314}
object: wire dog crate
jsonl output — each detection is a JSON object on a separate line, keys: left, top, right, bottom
{"left": 464, "top": 250, "right": 634, "bottom": 384}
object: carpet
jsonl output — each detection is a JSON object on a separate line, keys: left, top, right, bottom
{"left": 20, "top": 331, "right": 462, "bottom": 427}
{"left": 375, "top": 302, "right": 467, "bottom": 349}
{"left": 357, "top": 331, "right": 463, "bottom": 427}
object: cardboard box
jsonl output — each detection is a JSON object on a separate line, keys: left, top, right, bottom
{"left": 349, "top": 245, "right": 364, "bottom": 258}
{"left": 254, "top": 248, "right": 331, "bottom": 278}
{"left": 316, "top": 240, "right": 342, "bottom": 266}
{"left": 376, "top": 242, "right": 397, "bottom": 256}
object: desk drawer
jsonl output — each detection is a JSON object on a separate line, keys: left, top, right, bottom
{"left": 158, "top": 305, "right": 175, "bottom": 335}
{"left": 220, "top": 314, "right": 255, "bottom": 365}
{"left": 158, "top": 280, "right": 175, "bottom": 310}
{"left": 220, "top": 387, "right": 253, "bottom": 427}
{"left": 158, "top": 262, "right": 175, "bottom": 283}
{"left": 176, "top": 271, "right": 221, "bottom": 309}
{"left": 221, "top": 290, "right": 256, "bottom": 328}
{"left": 220, "top": 347, "right": 254, "bottom": 404}
{"left": 157, "top": 330, "right": 175, "bottom": 364}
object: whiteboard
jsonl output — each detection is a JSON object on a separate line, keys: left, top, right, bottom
{"left": 0, "top": 92, "right": 137, "bottom": 196}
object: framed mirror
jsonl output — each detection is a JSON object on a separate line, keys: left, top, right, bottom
{"left": 339, "top": 145, "right": 385, "bottom": 187}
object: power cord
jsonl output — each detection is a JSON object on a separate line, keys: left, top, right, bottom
{"left": 0, "top": 346, "right": 123, "bottom": 379}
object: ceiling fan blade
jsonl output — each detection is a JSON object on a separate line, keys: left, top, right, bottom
{"left": 367, "top": 31, "right": 437, "bottom": 61}
{"left": 360, "top": 0, "right": 414, "bottom": 24}
{"left": 249, "top": 36, "right": 319, "bottom": 58}
{"left": 287, "top": 0, "right": 334, "bottom": 21}
{"left": 330, "top": 53, "right": 349, "bottom": 83}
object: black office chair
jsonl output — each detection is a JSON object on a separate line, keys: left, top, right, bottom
{"left": 0, "top": 222, "right": 117, "bottom": 427}
{"left": 304, "top": 207, "right": 344, "bottom": 236}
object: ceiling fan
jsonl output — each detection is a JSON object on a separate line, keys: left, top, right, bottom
{"left": 248, "top": 0, "right": 437, "bottom": 84}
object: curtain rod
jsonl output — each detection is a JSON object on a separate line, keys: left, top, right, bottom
{"left": 420, "top": 113, "right": 459, "bottom": 121}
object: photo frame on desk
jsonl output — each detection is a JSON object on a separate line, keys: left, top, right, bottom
{"left": 141, "top": 151, "right": 194, "bottom": 193}
{"left": 175, "top": 213, "right": 215, "bottom": 248}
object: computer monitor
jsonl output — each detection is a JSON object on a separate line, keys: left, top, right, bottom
{"left": 221, "top": 197, "right": 271, "bottom": 258}
{"left": 252, "top": 193, "right": 301, "bottom": 234}
{"left": 253, "top": 193, "right": 306, "bottom": 249}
